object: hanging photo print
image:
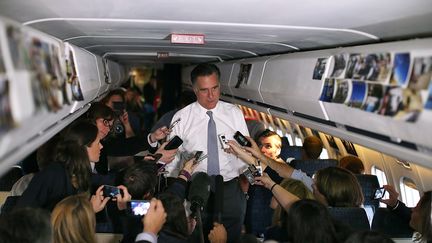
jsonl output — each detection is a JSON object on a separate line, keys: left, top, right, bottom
{"left": 312, "top": 58, "right": 327, "bottom": 80}
{"left": 390, "top": 53, "right": 411, "bottom": 87}
{"left": 235, "top": 63, "right": 252, "bottom": 88}
{"left": 408, "top": 56, "right": 432, "bottom": 91}
{"left": 65, "top": 46, "right": 84, "bottom": 101}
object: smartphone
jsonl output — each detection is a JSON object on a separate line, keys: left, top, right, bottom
{"left": 169, "top": 118, "right": 181, "bottom": 130}
{"left": 194, "top": 151, "right": 203, "bottom": 160}
{"left": 218, "top": 134, "right": 229, "bottom": 149}
{"left": 146, "top": 153, "right": 163, "bottom": 163}
{"left": 234, "top": 131, "right": 251, "bottom": 147}
{"left": 127, "top": 200, "right": 151, "bottom": 216}
{"left": 103, "top": 185, "right": 120, "bottom": 198}
{"left": 165, "top": 135, "right": 183, "bottom": 150}
{"left": 373, "top": 187, "right": 387, "bottom": 200}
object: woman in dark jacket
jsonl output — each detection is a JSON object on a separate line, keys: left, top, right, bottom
{"left": 17, "top": 121, "right": 102, "bottom": 210}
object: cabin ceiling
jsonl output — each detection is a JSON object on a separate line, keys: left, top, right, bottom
{"left": 0, "top": 0, "right": 431, "bottom": 66}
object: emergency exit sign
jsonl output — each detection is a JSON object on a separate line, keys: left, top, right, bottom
{"left": 171, "top": 34, "right": 205, "bottom": 44}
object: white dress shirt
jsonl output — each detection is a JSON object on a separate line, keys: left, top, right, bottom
{"left": 165, "top": 101, "right": 250, "bottom": 181}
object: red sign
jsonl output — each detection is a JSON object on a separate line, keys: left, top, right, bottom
{"left": 171, "top": 34, "right": 205, "bottom": 44}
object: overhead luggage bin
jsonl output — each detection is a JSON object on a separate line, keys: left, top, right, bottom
{"left": 229, "top": 56, "right": 274, "bottom": 104}
{"left": 95, "top": 56, "right": 111, "bottom": 97}
{"left": 106, "top": 59, "right": 124, "bottom": 89}
{"left": 319, "top": 38, "right": 432, "bottom": 149}
{"left": 215, "top": 62, "right": 234, "bottom": 97}
{"left": 0, "top": 17, "right": 93, "bottom": 174}
{"left": 65, "top": 43, "right": 100, "bottom": 113}
{"left": 260, "top": 52, "right": 330, "bottom": 120}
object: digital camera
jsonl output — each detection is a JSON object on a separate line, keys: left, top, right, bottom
{"left": 242, "top": 164, "right": 262, "bottom": 185}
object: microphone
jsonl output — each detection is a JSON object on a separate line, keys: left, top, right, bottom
{"left": 214, "top": 175, "right": 224, "bottom": 223}
{"left": 188, "top": 172, "right": 211, "bottom": 213}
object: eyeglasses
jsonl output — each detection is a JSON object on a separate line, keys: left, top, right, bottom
{"left": 102, "top": 119, "right": 114, "bottom": 129}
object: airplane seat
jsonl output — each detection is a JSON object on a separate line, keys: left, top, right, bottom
{"left": 328, "top": 207, "right": 370, "bottom": 232}
{"left": 371, "top": 208, "right": 414, "bottom": 238}
{"left": 1, "top": 195, "right": 20, "bottom": 214}
{"left": 290, "top": 159, "right": 338, "bottom": 177}
{"left": 279, "top": 144, "right": 303, "bottom": 162}
{"left": 355, "top": 174, "right": 380, "bottom": 211}
{"left": 244, "top": 185, "right": 274, "bottom": 237}
{"left": 0, "top": 166, "right": 24, "bottom": 191}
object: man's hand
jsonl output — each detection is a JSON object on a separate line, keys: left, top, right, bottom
{"left": 90, "top": 185, "right": 110, "bottom": 213}
{"left": 150, "top": 126, "right": 170, "bottom": 143}
{"left": 142, "top": 198, "right": 167, "bottom": 235}
{"left": 156, "top": 141, "right": 177, "bottom": 162}
{"left": 114, "top": 185, "right": 132, "bottom": 210}
{"left": 226, "top": 140, "right": 255, "bottom": 165}
{"left": 208, "top": 223, "right": 227, "bottom": 243}
{"left": 381, "top": 185, "right": 399, "bottom": 207}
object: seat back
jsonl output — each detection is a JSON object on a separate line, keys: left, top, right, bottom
{"left": 355, "top": 174, "right": 380, "bottom": 210}
{"left": 328, "top": 207, "right": 370, "bottom": 231}
{"left": 290, "top": 159, "right": 338, "bottom": 176}
{"left": 279, "top": 143, "right": 303, "bottom": 162}
{"left": 371, "top": 208, "right": 413, "bottom": 238}
{"left": 0, "top": 166, "right": 24, "bottom": 191}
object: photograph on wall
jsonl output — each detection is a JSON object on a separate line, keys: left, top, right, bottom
{"left": 341, "top": 139, "right": 357, "bottom": 156}
{"left": 424, "top": 81, "right": 432, "bottom": 110}
{"left": 394, "top": 89, "right": 422, "bottom": 122}
{"left": 378, "top": 86, "right": 403, "bottom": 117}
{"left": 319, "top": 78, "right": 335, "bottom": 102}
{"left": 235, "top": 63, "right": 252, "bottom": 88}
{"left": 330, "top": 53, "right": 348, "bottom": 78}
{"left": 0, "top": 77, "right": 15, "bottom": 135}
{"left": 103, "top": 58, "right": 110, "bottom": 84}
{"left": 27, "top": 37, "right": 63, "bottom": 112}
{"left": 347, "top": 81, "right": 367, "bottom": 108}
{"left": 312, "top": 58, "right": 327, "bottom": 80}
{"left": 408, "top": 56, "right": 432, "bottom": 90}
{"left": 50, "top": 44, "right": 70, "bottom": 106}
{"left": 66, "top": 48, "right": 84, "bottom": 101}
{"left": 348, "top": 53, "right": 392, "bottom": 82}
{"left": 6, "top": 25, "right": 29, "bottom": 70}
{"left": 345, "top": 54, "right": 361, "bottom": 79}
{"left": 332, "top": 79, "right": 351, "bottom": 104}
{"left": 362, "top": 83, "right": 385, "bottom": 113}
{"left": 390, "top": 53, "right": 411, "bottom": 87}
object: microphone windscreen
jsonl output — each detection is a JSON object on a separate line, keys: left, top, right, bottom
{"left": 214, "top": 175, "right": 224, "bottom": 223}
{"left": 188, "top": 172, "right": 211, "bottom": 207}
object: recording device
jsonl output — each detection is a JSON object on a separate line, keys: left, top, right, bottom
{"left": 165, "top": 135, "right": 183, "bottom": 150}
{"left": 194, "top": 151, "right": 203, "bottom": 160}
{"left": 218, "top": 134, "right": 229, "bottom": 149}
{"left": 103, "top": 185, "right": 120, "bottom": 198}
{"left": 188, "top": 172, "right": 211, "bottom": 214}
{"left": 169, "top": 118, "right": 181, "bottom": 130}
{"left": 373, "top": 187, "right": 387, "bottom": 200}
{"left": 242, "top": 164, "right": 262, "bottom": 185}
{"left": 194, "top": 154, "right": 208, "bottom": 165}
{"left": 127, "top": 200, "right": 151, "bottom": 216}
{"left": 234, "top": 131, "right": 252, "bottom": 147}
{"left": 214, "top": 175, "right": 224, "bottom": 223}
{"left": 111, "top": 101, "right": 125, "bottom": 135}
{"left": 146, "top": 153, "right": 163, "bottom": 163}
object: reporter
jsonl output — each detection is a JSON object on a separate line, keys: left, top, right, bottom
{"left": 135, "top": 199, "right": 167, "bottom": 243}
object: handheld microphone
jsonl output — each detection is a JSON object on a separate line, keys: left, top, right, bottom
{"left": 188, "top": 172, "right": 211, "bottom": 213}
{"left": 214, "top": 175, "right": 224, "bottom": 223}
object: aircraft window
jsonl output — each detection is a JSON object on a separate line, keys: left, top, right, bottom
{"left": 400, "top": 177, "right": 420, "bottom": 207}
{"left": 286, "top": 133, "right": 294, "bottom": 145}
{"left": 371, "top": 166, "right": 389, "bottom": 207}
{"left": 275, "top": 129, "right": 284, "bottom": 137}
{"left": 371, "top": 166, "right": 388, "bottom": 186}
{"left": 295, "top": 137, "right": 303, "bottom": 146}
{"left": 320, "top": 148, "right": 329, "bottom": 159}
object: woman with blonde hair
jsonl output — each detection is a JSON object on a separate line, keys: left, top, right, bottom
{"left": 51, "top": 193, "right": 96, "bottom": 243}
